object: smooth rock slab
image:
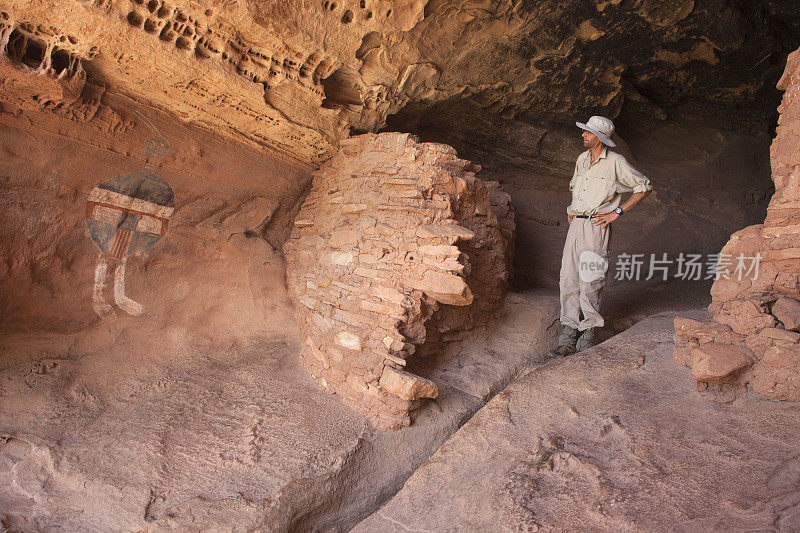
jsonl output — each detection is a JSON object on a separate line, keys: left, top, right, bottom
{"left": 0, "top": 291, "right": 560, "bottom": 531}
{"left": 356, "top": 312, "right": 800, "bottom": 532}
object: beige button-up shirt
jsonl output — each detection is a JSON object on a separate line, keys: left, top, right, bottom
{"left": 567, "top": 148, "right": 652, "bottom": 216}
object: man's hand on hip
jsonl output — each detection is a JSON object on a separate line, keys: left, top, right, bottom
{"left": 568, "top": 215, "right": 574, "bottom": 224}
{"left": 591, "top": 212, "right": 620, "bottom": 228}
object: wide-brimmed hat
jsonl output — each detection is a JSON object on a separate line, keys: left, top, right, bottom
{"left": 576, "top": 116, "right": 616, "bottom": 147}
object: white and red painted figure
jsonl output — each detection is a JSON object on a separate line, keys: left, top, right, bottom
{"left": 85, "top": 137, "right": 173, "bottom": 317}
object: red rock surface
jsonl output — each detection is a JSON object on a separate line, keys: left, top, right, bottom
{"left": 674, "top": 47, "right": 800, "bottom": 402}
{"left": 1, "top": 3, "right": 795, "bottom": 290}
{"left": 689, "top": 342, "right": 753, "bottom": 383}
{"left": 356, "top": 312, "right": 800, "bottom": 532}
{"left": 1, "top": 0, "right": 799, "bottom": 529}
{"left": 773, "top": 297, "right": 800, "bottom": 331}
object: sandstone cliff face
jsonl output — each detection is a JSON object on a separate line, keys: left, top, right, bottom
{"left": 0, "top": 0, "right": 797, "bottom": 424}
{"left": 1, "top": 1, "right": 800, "bottom": 530}
{"left": 284, "top": 132, "right": 512, "bottom": 429}
{"left": 2, "top": 1, "right": 798, "bottom": 292}
{"left": 0, "top": 97, "right": 307, "bottom": 343}
{"left": 3, "top": 1, "right": 797, "bottom": 162}
{"left": 674, "top": 46, "right": 800, "bottom": 402}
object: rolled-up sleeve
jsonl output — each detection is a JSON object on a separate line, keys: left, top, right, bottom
{"left": 566, "top": 159, "right": 580, "bottom": 215}
{"left": 615, "top": 155, "right": 652, "bottom": 193}
{"left": 568, "top": 159, "right": 579, "bottom": 192}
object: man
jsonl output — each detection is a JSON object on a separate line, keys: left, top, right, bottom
{"left": 547, "top": 116, "right": 652, "bottom": 359}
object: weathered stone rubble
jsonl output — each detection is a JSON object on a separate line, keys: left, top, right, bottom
{"left": 284, "top": 132, "right": 513, "bottom": 429}
{"left": 674, "top": 47, "right": 800, "bottom": 402}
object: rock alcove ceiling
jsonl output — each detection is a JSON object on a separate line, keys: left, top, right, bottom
{"left": 2, "top": 0, "right": 800, "bottom": 530}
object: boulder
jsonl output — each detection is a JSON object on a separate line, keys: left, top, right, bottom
{"left": 379, "top": 367, "right": 438, "bottom": 401}
{"left": 772, "top": 297, "right": 800, "bottom": 331}
{"left": 690, "top": 342, "right": 753, "bottom": 383}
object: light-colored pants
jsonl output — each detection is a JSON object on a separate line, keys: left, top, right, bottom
{"left": 559, "top": 217, "right": 611, "bottom": 331}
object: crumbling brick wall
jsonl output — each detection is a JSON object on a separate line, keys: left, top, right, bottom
{"left": 284, "top": 133, "right": 513, "bottom": 429}
{"left": 674, "top": 48, "right": 800, "bottom": 401}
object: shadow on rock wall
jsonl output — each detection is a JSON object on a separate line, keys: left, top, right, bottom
{"left": 385, "top": 98, "right": 774, "bottom": 289}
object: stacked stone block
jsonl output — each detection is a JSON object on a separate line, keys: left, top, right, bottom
{"left": 674, "top": 48, "right": 800, "bottom": 401}
{"left": 284, "top": 132, "right": 512, "bottom": 429}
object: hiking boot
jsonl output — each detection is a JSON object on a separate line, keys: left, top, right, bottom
{"left": 576, "top": 328, "right": 597, "bottom": 352}
{"left": 546, "top": 326, "right": 578, "bottom": 359}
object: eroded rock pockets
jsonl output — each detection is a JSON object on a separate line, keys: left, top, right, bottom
{"left": 0, "top": 20, "right": 136, "bottom": 136}
{"left": 283, "top": 133, "right": 514, "bottom": 429}
{"left": 0, "top": 3, "right": 381, "bottom": 161}
{"left": 122, "top": 0, "right": 337, "bottom": 94}
{"left": 0, "top": 15, "right": 88, "bottom": 108}
{"left": 0, "top": 17, "right": 85, "bottom": 76}
{"left": 674, "top": 47, "right": 800, "bottom": 402}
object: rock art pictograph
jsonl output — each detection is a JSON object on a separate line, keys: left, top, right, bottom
{"left": 284, "top": 133, "right": 513, "bottom": 429}
{"left": 86, "top": 137, "right": 174, "bottom": 317}
{"left": 674, "top": 46, "right": 800, "bottom": 402}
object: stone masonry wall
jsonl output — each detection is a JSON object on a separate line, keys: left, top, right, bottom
{"left": 674, "top": 47, "right": 800, "bottom": 402}
{"left": 283, "top": 133, "right": 513, "bottom": 429}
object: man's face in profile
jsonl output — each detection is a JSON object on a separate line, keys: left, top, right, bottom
{"left": 582, "top": 130, "right": 600, "bottom": 148}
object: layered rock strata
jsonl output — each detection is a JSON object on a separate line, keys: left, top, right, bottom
{"left": 674, "top": 48, "right": 800, "bottom": 401}
{"left": 284, "top": 132, "right": 512, "bottom": 429}
{"left": 4, "top": 1, "right": 797, "bottom": 165}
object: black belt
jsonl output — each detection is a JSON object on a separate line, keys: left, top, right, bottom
{"left": 574, "top": 214, "right": 591, "bottom": 218}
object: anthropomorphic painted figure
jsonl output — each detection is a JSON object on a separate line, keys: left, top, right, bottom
{"left": 547, "top": 116, "right": 653, "bottom": 358}
{"left": 86, "top": 137, "right": 174, "bottom": 317}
